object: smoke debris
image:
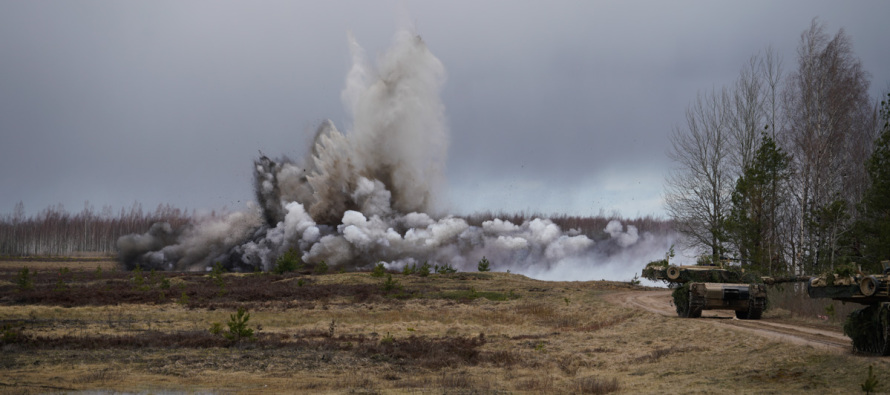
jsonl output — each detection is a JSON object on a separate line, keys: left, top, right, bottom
{"left": 118, "top": 28, "right": 678, "bottom": 281}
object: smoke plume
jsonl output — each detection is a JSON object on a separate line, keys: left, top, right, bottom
{"left": 118, "top": 29, "right": 677, "bottom": 281}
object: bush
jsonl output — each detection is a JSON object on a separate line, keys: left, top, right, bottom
{"left": 370, "top": 262, "right": 386, "bottom": 278}
{"left": 435, "top": 263, "right": 457, "bottom": 274}
{"left": 221, "top": 307, "right": 255, "bottom": 342}
{"left": 478, "top": 257, "right": 491, "bottom": 272}
{"left": 417, "top": 262, "right": 431, "bottom": 277}
{"left": 314, "top": 261, "right": 329, "bottom": 275}
{"left": 210, "top": 262, "right": 226, "bottom": 296}
{"left": 381, "top": 274, "right": 402, "bottom": 293}
{"left": 17, "top": 267, "right": 34, "bottom": 291}
{"left": 274, "top": 248, "right": 303, "bottom": 274}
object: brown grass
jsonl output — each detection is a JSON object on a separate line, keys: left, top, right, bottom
{"left": 765, "top": 283, "right": 862, "bottom": 328}
{"left": 1, "top": 263, "right": 889, "bottom": 393}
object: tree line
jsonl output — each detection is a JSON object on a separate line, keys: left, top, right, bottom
{"left": 666, "top": 19, "right": 890, "bottom": 276}
{"left": 0, "top": 201, "right": 191, "bottom": 256}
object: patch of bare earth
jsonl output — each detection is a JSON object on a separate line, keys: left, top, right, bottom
{"left": 1, "top": 262, "right": 889, "bottom": 393}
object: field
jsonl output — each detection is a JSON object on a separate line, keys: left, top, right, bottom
{"left": 1, "top": 259, "right": 889, "bottom": 394}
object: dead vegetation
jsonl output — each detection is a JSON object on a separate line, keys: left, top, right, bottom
{"left": 1, "top": 261, "right": 889, "bottom": 393}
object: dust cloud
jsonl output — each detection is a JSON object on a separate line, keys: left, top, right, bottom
{"left": 118, "top": 29, "right": 678, "bottom": 281}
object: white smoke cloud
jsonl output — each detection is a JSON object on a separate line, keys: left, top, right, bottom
{"left": 118, "top": 27, "right": 678, "bottom": 282}
{"left": 604, "top": 219, "right": 640, "bottom": 248}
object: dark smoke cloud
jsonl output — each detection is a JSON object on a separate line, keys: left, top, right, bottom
{"left": 118, "top": 29, "right": 678, "bottom": 281}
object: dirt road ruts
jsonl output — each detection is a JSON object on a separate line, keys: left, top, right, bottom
{"left": 604, "top": 290, "right": 853, "bottom": 354}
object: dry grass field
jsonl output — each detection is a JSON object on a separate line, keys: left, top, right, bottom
{"left": 1, "top": 260, "right": 889, "bottom": 394}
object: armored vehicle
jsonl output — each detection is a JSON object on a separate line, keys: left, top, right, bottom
{"left": 642, "top": 263, "right": 767, "bottom": 319}
{"left": 807, "top": 261, "right": 890, "bottom": 355}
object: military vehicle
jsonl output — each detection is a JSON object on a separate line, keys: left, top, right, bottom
{"left": 642, "top": 263, "right": 768, "bottom": 319}
{"left": 807, "top": 261, "right": 890, "bottom": 355}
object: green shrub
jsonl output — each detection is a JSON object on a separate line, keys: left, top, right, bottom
{"left": 862, "top": 365, "right": 879, "bottom": 394}
{"left": 314, "top": 261, "right": 329, "bottom": 275}
{"left": 131, "top": 265, "right": 149, "bottom": 291}
{"left": 17, "top": 267, "right": 33, "bottom": 291}
{"left": 220, "top": 307, "right": 255, "bottom": 342}
{"left": 478, "top": 257, "right": 491, "bottom": 272}
{"left": 1, "top": 322, "right": 27, "bottom": 345}
{"left": 176, "top": 290, "right": 190, "bottom": 305}
{"left": 382, "top": 274, "right": 402, "bottom": 293}
{"left": 371, "top": 262, "right": 387, "bottom": 278}
{"left": 435, "top": 263, "right": 457, "bottom": 274}
{"left": 417, "top": 261, "right": 431, "bottom": 277}
{"left": 274, "top": 248, "right": 303, "bottom": 274}
{"left": 403, "top": 263, "right": 415, "bottom": 275}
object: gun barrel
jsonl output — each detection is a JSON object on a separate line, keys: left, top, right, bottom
{"left": 762, "top": 275, "right": 811, "bottom": 285}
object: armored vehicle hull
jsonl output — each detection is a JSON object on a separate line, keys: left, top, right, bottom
{"left": 644, "top": 264, "right": 767, "bottom": 319}
{"left": 807, "top": 261, "right": 890, "bottom": 355}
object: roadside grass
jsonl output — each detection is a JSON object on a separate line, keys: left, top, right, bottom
{"left": 765, "top": 284, "right": 862, "bottom": 328}
{"left": 1, "top": 263, "right": 889, "bottom": 393}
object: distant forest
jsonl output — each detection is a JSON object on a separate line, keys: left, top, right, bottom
{"left": 0, "top": 202, "right": 191, "bottom": 256}
{"left": 0, "top": 202, "right": 673, "bottom": 257}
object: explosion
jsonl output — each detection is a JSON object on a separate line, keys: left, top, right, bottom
{"left": 118, "top": 29, "right": 676, "bottom": 280}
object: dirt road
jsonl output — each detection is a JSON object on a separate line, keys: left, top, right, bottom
{"left": 605, "top": 290, "right": 853, "bottom": 354}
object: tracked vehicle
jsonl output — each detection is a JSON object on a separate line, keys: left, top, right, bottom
{"left": 807, "top": 261, "right": 890, "bottom": 355}
{"left": 642, "top": 263, "right": 767, "bottom": 319}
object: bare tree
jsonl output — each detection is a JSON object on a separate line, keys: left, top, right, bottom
{"left": 665, "top": 88, "right": 734, "bottom": 257}
{"left": 780, "top": 19, "right": 872, "bottom": 273}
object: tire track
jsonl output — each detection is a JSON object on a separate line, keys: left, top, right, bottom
{"left": 604, "top": 290, "right": 852, "bottom": 353}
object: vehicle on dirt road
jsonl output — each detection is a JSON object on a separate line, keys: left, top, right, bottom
{"left": 807, "top": 261, "right": 890, "bottom": 355}
{"left": 642, "top": 263, "right": 768, "bottom": 319}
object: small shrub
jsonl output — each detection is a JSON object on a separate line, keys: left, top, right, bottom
{"left": 382, "top": 274, "right": 402, "bottom": 293}
{"left": 371, "top": 262, "right": 387, "bottom": 278}
{"left": 297, "top": 278, "right": 305, "bottom": 287}
{"left": 862, "top": 365, "right": 879, "bottom": 394}
{"left": 209, "top": 322, "right": 223, "bottom": 335}
{"left": 403, "top": 263, "right": 415, "bottom": 275}
{"left": 436, "top": 263, "right": 457, "bottom": 274}
{"left": 478, "top": 257, "right": 491, "bottom": 272}
{"left": 54, "top": 274, "right": 68, "bottom": 292}
{"left": 417, "top": 261, "right": 431, "bottom": 277}
{"left": 221, "top": 307, "right": 255, "bottom": 342}
{"left": 380, "top": 332, "right": 395, "bottom": 345}
{"left": 274, "top": 248, "right": 303, "bottom": 274}
{"left": 314, "top": 261, "right": 329, "bottom": 275}
{"left": 94, "top": 266, "right": 103, "bottom": 279}
{"left": 131, "top": 265, "right": 148, "bottom": 290}
{"left": 1, "top": 322, "right": 27, "bottom": 345}
{"left": 176, "top": 290, "right": 190, "bottom": 306}
{"left": 629, "top": 273, "right": 641, "bottom": 286}
{"left": 210, "top": 262, "right": 226, "bottom": 296}
{"left": 160, "top": 277, "right": 172, "bottom": 290}
{"left": 17, "top": 267, "right": 34, "bottom": 291}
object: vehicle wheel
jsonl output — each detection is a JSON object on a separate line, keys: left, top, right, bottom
{"left": 737, "top": 298, "right": 765, "bottom": 320}
{"left": 844, "top": 304, "right": 889, "bottom": 355}
{"left": 672, "top": 285, "right": 701, "bottom": 318}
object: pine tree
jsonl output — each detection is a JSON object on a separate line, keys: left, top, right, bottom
{"left": 851, "top": 93, "right": 890, "bottom": 272}
{"left": 725, "top": 132, "right": 790, "bottom": 274}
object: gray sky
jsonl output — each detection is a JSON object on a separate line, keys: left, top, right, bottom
{"left": 1, "top": 1, "right": 888, "bottom": 218}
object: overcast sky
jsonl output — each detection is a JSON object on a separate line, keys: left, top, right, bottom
{"left": 1, "top": 1, "right": 888, "bottom": 219}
